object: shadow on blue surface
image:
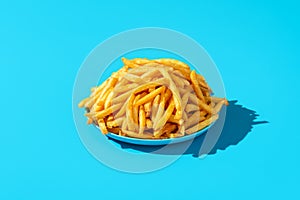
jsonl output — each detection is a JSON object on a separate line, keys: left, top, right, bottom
{"left": 109, "top": 100, "right": 268, "bottom": 157}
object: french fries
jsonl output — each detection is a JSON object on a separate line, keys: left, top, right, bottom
{"left": 78, "top": 57, "right": 228, "bottom": 139}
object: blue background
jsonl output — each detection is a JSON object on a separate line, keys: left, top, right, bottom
{"left": 1, "top": 0, "right": 299, "bottom": 199}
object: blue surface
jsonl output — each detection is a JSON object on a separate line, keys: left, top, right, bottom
{"left": 0, "top": 0, "right": 299, "bottom": 199}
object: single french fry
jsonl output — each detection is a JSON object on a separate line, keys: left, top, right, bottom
{"left": 121, "top": 57, "right": 139, "bottom": 68}
{"left": 154, "top": 98, "right": 175, "bottom": 136}
{"left": 206, "top": 96, "right": 229, "bottom": 106}
{"left": 164, "top": 89, "right": 172, "bottom": 103}
{"left": 133, "top": 94, "right": 141, "bottom": 124}
{"left": 213, "top": 99, "right": 226, "bottom": 115}
{"left": 130, "top": 58, "right": 151, "bottom": 65}
{"left": 104, "top": 91, "right": 114, "bottom": 109}
{"left": 133, "top": 82, "right": 162, "bottom": 94}
{"left": 154, "top": 58, "right": 190, "bottom": 69}
{"left": 98, "top": 119, "right": 108, "bottom": 134}
{"left": 190, "top": 70, "right": 205, "bottom": 102}
{"left": 95, "top": 103, "right": 122, "bottom": 119}
{"left": 126, "top": 94, "right": 136, "bottom": 131}
{"left": 139, "top": 105, "right": 146, "bottom": 134}
{"left": 151, "top": 94, "right": 160, "bottom": 120}
{"left": 186, "top": 115, "right": 219, "bottom": 134}
{"left": 78, "top": 97, "right": 89, "bottom": 108}
{"left": 154, "top": 91, "right": 166, "bottom": 125}
{"left": 95, "top": 87, "right": 113, "bottom": 108}
{"left": 135, "top": 86, "right": 165, "bottom": 106}
{"left": 144, "top": 101, "right": 152, "bottom": 117}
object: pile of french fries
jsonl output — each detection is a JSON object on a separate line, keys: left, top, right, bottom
{"left": 78, "top": 58, "right": 228, "bottom": 139}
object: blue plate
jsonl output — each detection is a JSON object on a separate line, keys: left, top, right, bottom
{"left": 105, "top": 124, "right": 213, "bottom": 146}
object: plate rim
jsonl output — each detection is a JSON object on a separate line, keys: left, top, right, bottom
{"left": 103, "top": 122, "right": 214, "bottom": 146}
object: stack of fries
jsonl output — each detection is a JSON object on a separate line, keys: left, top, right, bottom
{"left": 78, "top": 58, "right": 228, "bottom": 139}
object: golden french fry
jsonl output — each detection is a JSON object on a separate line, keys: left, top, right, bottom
{"left": 104, "top": 91, "right": 114, "bottom": 109}
{"left": 165, "top": 89, "right": 172, "bottom": 103}
{"left": 213, "top": 99, "right": 226, "bottom": 115}
{"left": 98, "top": 119, "right": 108, "bottom": 134}
{"left": 133, "top": 94, "right": 141, "bottom": 124}
{"left": 95, "top": 103, "right": 122, "bottom": 119}
{"left": 190, "top": 70, "right": 205, "bottom": 102}
{"left": 186, "top": 115, "right": 219, "bottom": 134}
{"left": 154, "top": 98, "right": 175, "bottom": 137}
{"left": 139, "top": 105, "right": 146, "bottom": 134}
{"left": 130, "top": 58, "right": 150, "bottom": 65}
{"left": 95, "top": 87, "right": 113, "bottom": 108}
{"left": 121, "top": 57, "right": 139, "bottom": 68}
{"left": 126, "top": 94, "right": 136, "bottom": 131}
{"left": 144, "top": 101, "right": 152, "bottom": 117}
{"left": 154, "top": 91, "right": 166, "bottom": 125}
{"left": 151, "top": 94, "right": 160, "bottom": 120}
{"left": 78, "top": 97, "right": 89, "bottom": 108}
{"left": 135, "top": 86, "right": 165, "bottom": 106}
